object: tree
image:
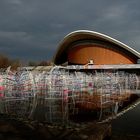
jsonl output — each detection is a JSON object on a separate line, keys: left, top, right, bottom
{"left": 28, "top": 61, "right": 37, "bottom": 66}
{"left": 0, "top": 54, "right": 10, "bottom": 68}
{"left": 38, "top": 60, "right": 52, "bottom": 66}
{"left": 0, "top": 54, "right": 21, "bottom": 70}
{"left": 11, "top": 59, "right": 21, "bottom": 70}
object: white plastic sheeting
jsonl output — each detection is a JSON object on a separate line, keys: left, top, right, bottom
{"left": 0, "top": 66, "right": 139, "bottom": 124}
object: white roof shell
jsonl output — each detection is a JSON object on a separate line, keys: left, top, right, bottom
{"left": 53, "top": 30, "right": 140, "bottom": 64}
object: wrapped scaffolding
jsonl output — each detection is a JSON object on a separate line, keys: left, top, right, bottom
{"left": 0, "top": 68, "right": 9, "bottom": 113}
{"left": 0, "top": 66, "right": 139, "bottom": 124}
{"left": 31, "top": 66, "right": 139, "bottom": 123}
{"left": 71, "top": 70, "right": 139, "bottom": 119}
{"left": 2, "top": 68, "right": 36, "bottom": 118}
{"left": 41, "top": 67, "right": 70, "bottom": 123}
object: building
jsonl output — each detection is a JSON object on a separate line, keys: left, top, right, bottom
{"left": 52, "top": 30, "right": 140, "bottom": 116}
{"left": 53, "top": 30, "right": 140, "bottom": 65}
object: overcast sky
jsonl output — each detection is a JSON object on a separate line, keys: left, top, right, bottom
{"left": 0, "top": 0, "right": 140, "bottom": 63}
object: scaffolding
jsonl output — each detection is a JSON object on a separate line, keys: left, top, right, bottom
{"left": 0, "top": 68, "right": 36, "bottom": 118}
{"left": 0, "top": 66, "right": 139, "bottom": 124}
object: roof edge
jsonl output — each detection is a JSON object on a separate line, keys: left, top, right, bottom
{"left": 53, "top": 30, "right": 140, "bottom": 64}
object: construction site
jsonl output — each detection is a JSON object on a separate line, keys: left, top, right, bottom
{"left": 0, "top": 30, "right": 139, "bottom": 139}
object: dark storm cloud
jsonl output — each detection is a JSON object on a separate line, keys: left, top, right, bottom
{"left": 0, "top": 0, "right": 139, "bottom": 62}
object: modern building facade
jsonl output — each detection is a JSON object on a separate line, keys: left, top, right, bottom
{"left": 53, "top": 30, "right": 140, "bottom": 65}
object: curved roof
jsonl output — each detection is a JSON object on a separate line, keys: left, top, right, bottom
{"left": 53, "top": 30, "right": 140, "bottom": 65}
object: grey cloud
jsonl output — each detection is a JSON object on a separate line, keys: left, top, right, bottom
{"left": 0, "top": 0, "right": 139, "bottom": 62}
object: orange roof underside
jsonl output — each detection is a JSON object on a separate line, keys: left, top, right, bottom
{"left": 68, "top": 44, "right": 137, "bottom": 65}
